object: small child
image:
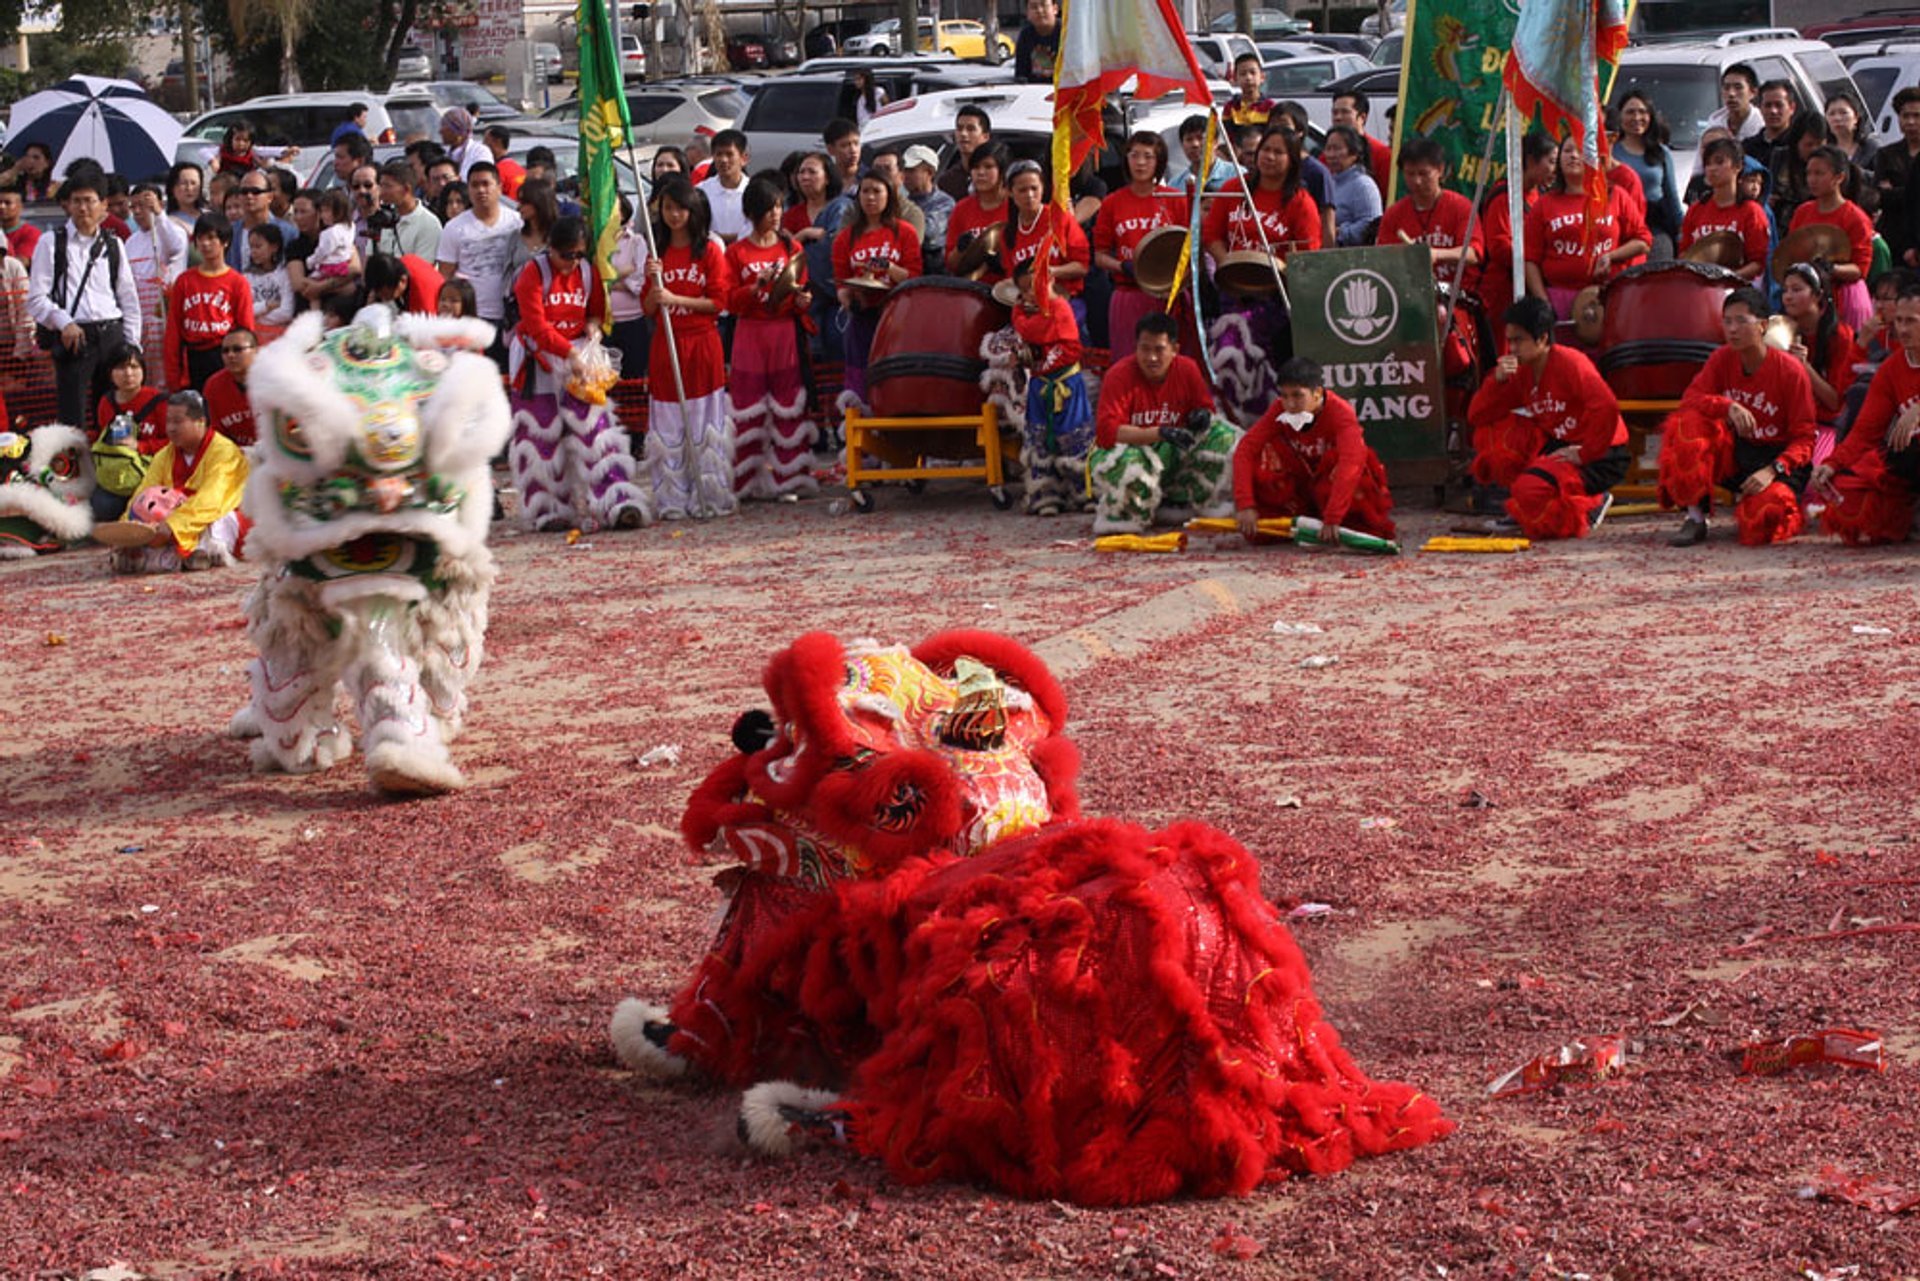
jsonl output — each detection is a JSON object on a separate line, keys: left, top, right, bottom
{"left": 1010, "top": 262, "right": 1092, "bottom": 517}
{"left": 320, "top": 290, "right": 360, "bottom": 331}
{"left": 244, "top": 224, "right": 294, "bottom": 330}
{"left": 90, "top": 343, "right": 169, "bottom": 521}
{"left": 437, "top": 276, "right": 477, "bottom": 320}
{"left": 308, "top": 190, "right": 356, "bottom": 280}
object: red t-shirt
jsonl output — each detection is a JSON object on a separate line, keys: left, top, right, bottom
{"left": 1011, "top": 292, "right": 1083, "bottom": 374}
{"left": 203, "top": 369, "right": 256, "bottom": 448}
{"left": 945, "top": 194, "right": 1010, "bottom": 281}
{"left": 5, "top": 222, "right": 40, "bottom": 264}
{"left": 165, "top": 268, "right": 256, "bottom": 386}
{"left": 646, "top": 238, "right": 730, "bottom": 337}
{"left": 1202, "top": 178, "right": 1322, "bottom": 257}
{"left": 1377, "top": 190, "right": 1483, "bottom": 279}
{"left": 1468, "top": 344, "right": 1627, "bottom": 462}
{"left": 1003, "top": 205, "right": 1089, "bottom": 298}
{"left": 1524, "top": 187, "right": 1650, "bottom": 290}
{"left": 1680, "top": 346, "right": 1818, "bottom": 469}
{"left": 396, "top": 253, "right": 443, "bottom": 313}
{"left": 1233, "top": 391, "right": 1372, "bottom": 529}
{"left": 1607, "top": 162, "right": 1647, "bottom": 226}
{"left": 1473, "top": 183, "right": 1535, "bottom": 320}
{"left": 1678, "top": 196, "right": 1771, "bottom": 273}
{"left": 725, "top": 235, "right": 805, "bottom": 319}
{"left": 94, "top": 386, "right": 168, "bottom": 453}
{"left": 1788, "top": 199, "right": 1875, "bottom": 277}
{"left": 514, "top": 254, "right": 605, "bottom": 366}
{"left": 1093, "top": 186, "right": 1181, "bottom": 290}
{"left": 496, "top": 157, "right": 527, "bottom": 200}
{"left": 833, "top": 220, "right": 921, "bottom": 283}
{"left": 1094, "top": 353, "right": 1213, "bottom": 450}
{"left": 1833, "top": 349, "right": 1920, "bottom": 473}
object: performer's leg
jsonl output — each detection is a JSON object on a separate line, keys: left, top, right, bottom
{"left": 645, "top": 397, "right": 694, "bottom": 519}
{"left": 1313, "top": 452, "right": 1398, "bottom": 539}
{"left": 1162, "top": 416, "right": 1243, "bottom": 519}
{"left": 1090, "top": 444, "right": 1166, "bottom": 535}
{"left": 565, "top": 394, "right": 653, "bottom": 529}
{"left": 761, "top": 366, "right": 818, "bottom": 498}
{"left": 1507, "top": 456, "right": 1597, "bottom": 541}
{"left": 729, "top": 321, "right": 775, "bottom": 499}
{"left": 1823, "top": 456, "right": 1916, "bottom": 546}
{"left": 509, "top": 393, "right": 572, "bottom": 532}
{"left": 349, "top": 600, "right": 464, "bottom": 796}
{"left": 229, "top": 575, "right": 352, "bottom": 775}
{"left": 413, "top": 553, "right": 494, "bottom": 743}
{"left": 686, "top": 390, "right": 739, "bottom": 519}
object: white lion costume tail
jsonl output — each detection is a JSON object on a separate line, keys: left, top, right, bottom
{"left": 232, "top": 308, "right": 512, "bottom": 796}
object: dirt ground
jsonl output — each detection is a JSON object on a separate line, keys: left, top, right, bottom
{"left": 3, "top": 490, "right": 1918, "bottom": 1280}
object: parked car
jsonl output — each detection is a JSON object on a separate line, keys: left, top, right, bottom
{"left": 1262, "top": 53, "right": 1375, "bottom": 99}
{"left": 1186, "top": 32, "right": 1262, "bottom": 80}
{"left": 844, "top": 17, "right": 918, "bottom": 56}
{"left": 804, "top": 19, "right": 870, "bottom": 59}
{"left": 1370, "top": 32, "right": 1403, "bottom": 67}
{"left": 1360, "top": 0, "right": 1406, "bottom": 38}
{"left": 736, "top": 66, "right": 990, "bottom": 166}
{"left": 1315, "top": 66, "right": 1400, "bottom": 144}
{"left": 539, "top": 82, "right": 747, "bottom": 148}
{"left": 302, "top": 137, "right": 648, "bottom": 199}
{"left": 619, "top": 33, "right": 648, "bottom": 79}
{"left": 843, "top": 17, "right": 1011, "bottom": 61}
{"left": 534, "top": 43, "right": 564, "bottom": 82}
{"left": 1613, "top": 33, "right": 1866, "bottom": 192}
{"left": 155, "top": 59, "right": 215, "bottom": 114}
{"left": 393, "top": 44, "right": 432, "bottom": 81}
{"left": 1209, "top": 7, "right": 1313, "bottom": 39}
{"left": 1280, "top": 32, "right": 1374, "bottom": 57}
{"left": 1840, "top": 43, "right": 1920, "bottom": 143}
{"left": 186, "top": 90, "right": 444, "bottom": 150}
{"left": 725, "top": 33, "right": 771, "bottom": 69}
{"left": 1805, "top": 5, "right": 1920, "bottom": 47}
{"left": 399, "top": 81, "right": 521, "bottom": 124}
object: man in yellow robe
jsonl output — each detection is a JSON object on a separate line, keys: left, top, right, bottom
{"left": 114, "top": 390, "right": 249, "bottom": 574}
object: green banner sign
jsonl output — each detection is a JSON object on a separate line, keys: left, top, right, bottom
{"left": 1287, "top": 244, "right": 1448, "bottom": 486}
{"left": 1392, "top": 0, "right": 1634, "bottom": 201}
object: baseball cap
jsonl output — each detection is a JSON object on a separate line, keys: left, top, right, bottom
{"left": 901, "top": 145, "right": 940, "bottom": 171}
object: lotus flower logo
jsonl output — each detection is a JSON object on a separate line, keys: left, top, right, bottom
{"left": 1325, "top": 268, "right": 1399, "bottom": 346}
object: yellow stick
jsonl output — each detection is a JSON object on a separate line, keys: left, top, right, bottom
{"left": 1420, "top": 537, "right": 1532, "bottom": 553}
{"left": 1186, "top": 516, "right": 1293, "bottom": 535}
{"left": 1094, "top": 531, "right": 1189, "bottom": 554}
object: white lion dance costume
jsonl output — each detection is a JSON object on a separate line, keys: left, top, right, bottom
{"left": 0, "top": 425, "right": 95, "bottom": 559}
{"left": 228, "top": 308, "right": 512, "bottom": 796}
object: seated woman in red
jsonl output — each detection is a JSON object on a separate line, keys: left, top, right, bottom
{"left": 1677, "top": 137, "right": 1771, "bottom": 281}
{"left": 1467, "top": 296, "right": 1629, "bottom": 539}
{"left": 1777, "top": 260, "right": 1864, "bottom": 473}
{"left": 1659, "top": 286, "right": 1818, "bottom": 546}
{"left": 1810, "top": 279, "right": 1920, "bottom": 545}
{"left": 1523, "top": 135, "right": 1650, "bottom": 322}
{"left": 1789, "top": 146, "right": 1875, "bottom": 330}
{"left": 1231, "top": 356, "right": 1395, "bottom": 544}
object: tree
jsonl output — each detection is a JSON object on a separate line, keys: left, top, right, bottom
{"left": 228, "top": 0, "right": 316, "bottom": 93}
{"left": 1233, "top": 0, "right": 1253, "bottom": 34}
{"left": 203, "top": 0, "right": 421, "bottom": 97}
{"left": 897, "top": 0, "right": 915, "bottom": 53}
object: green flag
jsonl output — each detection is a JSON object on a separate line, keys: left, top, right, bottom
{"left": 577, "top": 0, "right": 632, "bottom": 288}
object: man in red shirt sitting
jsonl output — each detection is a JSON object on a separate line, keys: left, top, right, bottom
{"left": 1089, "top": 312, "right": 1240, "bottom": 534}
{"left": 1660, "top": 286, "right": 1817, "bottom": 546}
{"left": 1467, "top": 296, "right": 1629, "bottom": 539}
{"left": 1232, "top": 357, "right": 1395, "bottom": 544}
{"left": 203, "top": 328, "right": 260, "bottom": 447}
{"left": 1811, "top": 278, "right": 1920, "bottom": 545}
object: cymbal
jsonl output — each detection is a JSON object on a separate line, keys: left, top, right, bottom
{"left": 92, "top": 520, "right": 161, "bottom": 548}
{"left": 842, "top": 273, "right": 894, "bottom": 308}
{"left": 990, "top": 278, "right": 1023, "bottom": 308}
{"left": 949, "top": 222, "right": 1005, "bottom": 279}
{"left": 1131, "top": 225, "right": 1188, "bottom": 298}
{"left": 1770, "top": 223, "right": 1853, "bottom": 284}
{"left": 1213, "top": 249, "right": 1284, "bottom": 297}
{"left": 765, "top": 247, "right": 806, "bottom": 308}
{"left": 1680, "top": 230, "right": 1745, "bottom": 269}
{"left": 1572, "top": 285, "right": 1604, "bottom": 346}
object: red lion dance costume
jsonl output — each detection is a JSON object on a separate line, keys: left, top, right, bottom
{"left": 610, "top": 631, "right": 1452, "bottom": 1205}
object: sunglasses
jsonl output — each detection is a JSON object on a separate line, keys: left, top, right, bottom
{"left": 241, "top": 187, "right": 269, "bottom": 195}
{"left": 222, "top": 343, "right": 256, "bottom": 354}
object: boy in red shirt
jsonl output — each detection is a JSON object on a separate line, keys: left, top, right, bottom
{"left": 1811, "top": 281, "right": 1920, "bottom": 544}
{"left": 1233, "top": 357, "right": 1395, "bottom": 543}
{"left": 1010, "top": 262, "right": 1090, "bottom": 516}
{"left": 1660, "top": 287, "right": 1817, "bottom": 546}
{"left": 166, "top": 215, "right": 255, "bottom": 392}
{"left": 1089, "top": 313, "right": 1239, "bottom": 533}
{"left": 202, "top": 328, "right": 260, "bottom": 448}
{"left": 1377, "top": 138, "right": 1482, "bottom": 285}
{"left": 510, "top": 215, "right": 649, "bottom": 532}
{"left": 1468, "top": 296, "right": 1629, "bottom": 539}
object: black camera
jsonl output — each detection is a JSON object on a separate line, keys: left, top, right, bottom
{"left": 365, "top": 202, "right": 400, "bottom": 233}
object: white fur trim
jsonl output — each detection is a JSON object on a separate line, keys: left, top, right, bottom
{"left": 365, "top": 741, "right": 465, "bottom": 796}
{"left": 738, "top": 1081, "right": 843, "bottom": 1158}
{"left": 0, "top": 424, "right": 95, "bottom": 543}
{"left": 609, "top": 998, "right": 688, "bottom": 1079}
{"left": 392, "top": 312, "right": 498, "bottom": 354}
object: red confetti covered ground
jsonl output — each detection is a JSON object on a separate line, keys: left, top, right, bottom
{"left": 3, "top": 495, "right": 1918, "bottom": 1279}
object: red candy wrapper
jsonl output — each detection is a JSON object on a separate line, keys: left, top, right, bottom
{"left": 1740, "top": 1028, "right": 1885, "bottom": 1077}
{"left": 1486, "top": 1036, "right": 1627, "bottom": 1097}
{"left": 1814, "top": 1165, "right": 1920, "bottom": 1214}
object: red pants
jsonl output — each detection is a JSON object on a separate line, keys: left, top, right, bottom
{"left": 1470, "top": 414, "right": 1543, "bottom": 488}
{"left": 1657, "top": 407, "right": 1804, "bottom": 546}
{"left": 1823, "top": 454, "right": 1916, "bottom": 546}
{"left": 1246, "top": 445, "right": 1396, "bottom": 539}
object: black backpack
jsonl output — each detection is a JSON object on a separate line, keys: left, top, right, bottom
{"left": 497, "top": 252, "right": 553, "bottom": 339}
{"left": 35, "top": 228, "right": 123, "bottom": 351}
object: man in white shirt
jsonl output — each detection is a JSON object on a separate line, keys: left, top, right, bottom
{"left": 697, "top": 129, "right": 751, "bottom": 244}
{"left": 1705, "top": 63, "right": 1764, "bottom": 141}
{"left": 440, "top": 108, "right": 484, "bottom": 179}
{"left": 436, "top": 162, "right": 523, "bottom": 367}
{"left": 373, "top": 160, "right": 442, "bottom": 262}
{"left": 27, "top": 171, "right": 142, "bottom": 425}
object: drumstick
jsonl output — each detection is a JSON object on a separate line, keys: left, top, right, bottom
{"left": 1397, "top": 230, "right": 1416, "bottom": 244}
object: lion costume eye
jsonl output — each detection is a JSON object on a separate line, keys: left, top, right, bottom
{"left": 274, "top": 412, "right": 311, "bottom": 460}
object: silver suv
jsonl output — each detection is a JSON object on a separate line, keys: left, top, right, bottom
{"left": 1613, "top": 32, "right": 1866, "bottom": 191}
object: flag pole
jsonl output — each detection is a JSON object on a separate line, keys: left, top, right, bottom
{"left": 628, "top": 147, "right": 690, "bottom": 413}
{"left": 1205, "top": 102, "right": 1291, "bottom": 312}
{"left": 1505, "top": 104, "right": 1526, "bottom": 306}
{"left": 1439, "top": 90, "right": 1507, "bottom": 349}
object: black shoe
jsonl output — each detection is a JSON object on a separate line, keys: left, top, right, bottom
{"left": 1669, "top": 518, "right": 1707, "bottom": 547}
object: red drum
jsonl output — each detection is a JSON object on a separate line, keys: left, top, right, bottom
{"left": 1598, "top": 261, "right": 1740, "bottom": 401}
{"left": 867, "top": 276, "right": 1011, "bottom": 419}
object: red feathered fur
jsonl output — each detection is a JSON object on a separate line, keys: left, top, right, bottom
{"left": 1823, "top": 458, "right": 1915, "bottom": 546}
{"left": 1656, "top": 407, "right": 1732, "bottom": 510}
{"left": 804, "top": 818, "right": 1453, "bottom": 1206}
{"left": 1471, "top": 415, "right": 1543, "bottom": 488}
{"left": 1736, "top": 481, "right": 1805, "bottom": 546}
{"left": 1507, "top": 457, "right": 1599, "bottom": 540}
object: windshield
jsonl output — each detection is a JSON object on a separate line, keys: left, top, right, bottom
{"left": 1612, "top": 64, "right": 1720, "bottom": 149}
{"left": 389, "top": 102, "right": 444, "bottom": 143}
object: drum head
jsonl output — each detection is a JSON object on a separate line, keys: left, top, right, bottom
{"left": 93, "top": 520, "right": 160, "bottom": 548}
{"left": 1132, "top": 225, "right": 1188, "bottom": 298}
{"left": 1680, "top": 230, "right": 1745, "bottom": 269}
{"left": 1215, "top": 249, "right": 1284, "bottom": 297}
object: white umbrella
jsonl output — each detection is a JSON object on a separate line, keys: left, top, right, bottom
{"left": 7, "top": 75, "right": 184, "bottom": 183}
